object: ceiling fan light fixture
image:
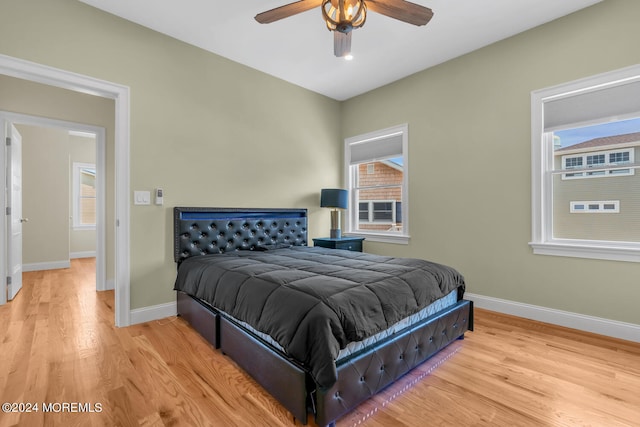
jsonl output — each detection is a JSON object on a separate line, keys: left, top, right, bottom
{"left": 322, "top": 0, "right": 367, "bottom": 33}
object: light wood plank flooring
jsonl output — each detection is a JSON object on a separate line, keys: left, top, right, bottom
{"left": 1, "top": 258, "right": 639, "bottom": 426}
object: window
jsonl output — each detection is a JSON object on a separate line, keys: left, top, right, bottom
{"left": 530, "top": 65, "right": 640, "bottom": 262}
{"left": 359, "top": 200, "right": 400, "bottom": 223}
{"left": 570, "top": 201, "right": 620, "bottom": 213}
{"left": 561, "top": 148, "right": 634, "bottom": 179}
{"left": 345, "top": 124, "right": 409, "bottom": 243}
{"left": 72, "top": 162, "right": 96, "bottom": 230}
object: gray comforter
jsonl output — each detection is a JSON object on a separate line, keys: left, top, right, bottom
{"left": 174, "top": 246, "right": 465, "bottom": 388}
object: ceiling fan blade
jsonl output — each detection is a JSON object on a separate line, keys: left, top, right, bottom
{"left": 334, "top": 31, "right": 352, "bottom": 57}
{"left": 366, "top": 0, "right": 433, "bottom": 26}
{"left": 255, "top": 0, "right": 323, "bottom": 24}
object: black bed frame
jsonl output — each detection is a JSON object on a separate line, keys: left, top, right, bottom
{"left": 174, "top": 207, "right": 473, "bottom": 427}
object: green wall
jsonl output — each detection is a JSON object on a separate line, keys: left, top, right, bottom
{"left": 0, "top": 0, "right": 342, "bottom": 309}
{"left": 0, "top": 75, "right": 116, "bottom": 281}
{"left": 341, "top": 0, "right": 640, "bottom": 325}
{"left": 1, "top": 0, "right": 638, "bottom": 327}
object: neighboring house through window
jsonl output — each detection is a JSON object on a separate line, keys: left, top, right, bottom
{"left": 345, "top": 124, "right": 409, "bottom": 243}
{"left": 530, "top": 65, "right": 640, "bottom": 262}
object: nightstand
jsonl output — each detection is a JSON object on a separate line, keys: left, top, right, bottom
{"left": 312, "top": 237, "right": 365, "bottom": 252}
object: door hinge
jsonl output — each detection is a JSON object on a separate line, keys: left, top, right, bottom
{"left": 5, "top": 206, "right": 10, "bottom": 215}
{"left": 5, "top": 137, "right": 10, "bottom": 146}
{"left": 6, "top": 276, "right": 11, "bottom": 285}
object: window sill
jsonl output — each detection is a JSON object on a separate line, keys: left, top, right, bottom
{"left": 73, "top": 225, "right": 96, "bottom": 231}
{"left": 346, "top": 232, "right": 409, "bottom": 245}
{"left": 529, "top": 240, "right": 640, "bottom": 263}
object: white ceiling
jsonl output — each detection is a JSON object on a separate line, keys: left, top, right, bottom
{"left": 79, "top": 0, "right": 602, "bottom": 101}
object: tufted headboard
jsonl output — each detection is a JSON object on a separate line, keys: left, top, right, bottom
{"left": 174, "top": 207, "right": 308, "bottom": 263}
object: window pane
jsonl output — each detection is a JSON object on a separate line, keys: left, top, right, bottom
{"left": 354, "top": 160, "right": 403, "bottom": 232}
{"left": 358, "top": 202, "right": 368, "bottom": 220}
{"left": 80, "top": 198, "right": 96, "bottom": 224}
{"left": 74, "top": 165, "right": 96, "bottom": 227}
{"left": 552, "top": 118, "right": 640, "bottom": 242}
{"left": 566, "top": 157, "right": 582, "bottom": 168}
{"left": 587, "top": 154, "right": 605, "bottom": 166}
{"left": 372, "top": 202, "right": 393, "bottom": 221}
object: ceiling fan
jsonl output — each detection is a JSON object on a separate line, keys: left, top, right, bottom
{"left": 255, "top": 0, "right": 434, "bottom": 57}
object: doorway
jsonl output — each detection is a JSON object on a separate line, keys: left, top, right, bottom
{"left": 1, "top": 114, "right": 106, "bottom": 297}
{"left": 0, "top": 53, "right": 130, "bottom": 326}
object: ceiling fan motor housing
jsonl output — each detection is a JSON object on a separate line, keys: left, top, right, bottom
{"left": 322, "top": 0, "right": 367, "bottom": 33}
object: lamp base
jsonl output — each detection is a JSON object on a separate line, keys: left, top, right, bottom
{"left": 330, "top": 209, "right": 342, "bottom": 239}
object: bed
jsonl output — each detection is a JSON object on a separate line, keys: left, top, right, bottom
{"left": 173, "top": 207, "right": 473, "bottom": 426}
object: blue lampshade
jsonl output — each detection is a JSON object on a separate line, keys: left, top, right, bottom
{"left": 320, "top": 188, "right": 348, "bottom": 209}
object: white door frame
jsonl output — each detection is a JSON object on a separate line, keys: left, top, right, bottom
{"left": 0, "top": 54, "right": 131, "bottom": 327}
{"left": 1, "top": 112, "right": 107, "bottom": 292}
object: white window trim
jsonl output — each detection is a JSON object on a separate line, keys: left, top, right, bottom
{"left": 530, "top": 65, "right": 640, "bottom": 262}
{"left": 359, "top": 199, "right": 398, "bottom": 224}
{"left": 72, "top": 161, "right": 96, "bottom": 230}
{"left": 345, "top": 124, "right": 409, "bottom": 244}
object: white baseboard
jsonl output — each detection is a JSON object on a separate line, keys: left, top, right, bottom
{"left": 465, "top": 292, "right": 640, "bottom": 343}
{"left": 22, "top": 260, "right": 71, "bottom": 272}
{"left": 126, "top": 294, "right": 640, "bottom": 342}
{"left": 103, "top": 279, "right": 115, "bottom": 291}
{"left": 130, "top": 301, "right": 177, "bottom": 325}
{"left": 70, "top": 251, "right": 96, "bottom": 259}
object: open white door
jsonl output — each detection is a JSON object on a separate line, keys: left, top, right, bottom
{"left": 6, "top": 123, "right": 23, "bottom": 300}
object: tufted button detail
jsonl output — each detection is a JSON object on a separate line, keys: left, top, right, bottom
{"left": 176, "top": 214, "right": 308, "bottom": 258}
{"left": 334, "top": 391, "right": 340, "bottom": 398}
{"left": 360, "top": 376, "right": 365, "bottom": 382}
{"left": 379, "top": 365, "right": 385, "bottom": 371}
{"left": 429, "top": 336, "right": 434, "bottom": 343}
{"left": 399, "top": 354, "right": 404, "bottom": 360}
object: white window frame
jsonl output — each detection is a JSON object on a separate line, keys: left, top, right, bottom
{"left": 72, "top": 162, "right": 97, "bottom": 230}
{"left": 530, "top": 65, "right": 640, "bottom": 262}
{"left": 345, "top": 124, "right": 409, "bottom": 244}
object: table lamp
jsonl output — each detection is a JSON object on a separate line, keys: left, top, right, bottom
{"left": 320, "top": 188, "right": 348, "bottom": 239}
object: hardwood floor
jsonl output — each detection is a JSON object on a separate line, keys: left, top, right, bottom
{"left": 1, "top": 258, "right": 639, "bottom": 426}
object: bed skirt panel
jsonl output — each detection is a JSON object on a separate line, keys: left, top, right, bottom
{"left": 314, "top": 299, "right": 472, "bottom": 427}
{"left": 177, "top": 291, "right": 219, "bottom": 348}
{"left": 219, "top": 316, "right": 309, "bottom": 424}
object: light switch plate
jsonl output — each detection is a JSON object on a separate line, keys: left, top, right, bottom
{"left": 134, "top": 190, "right": 151, "bottom": 205}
